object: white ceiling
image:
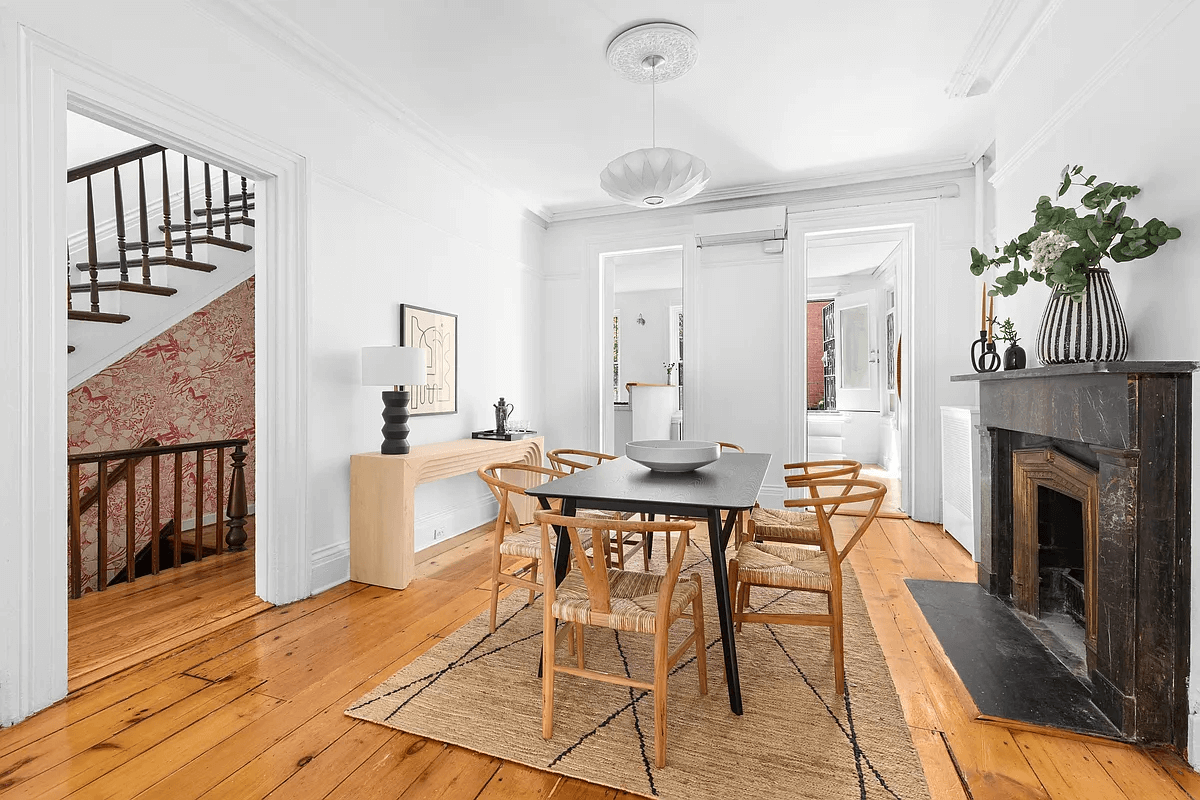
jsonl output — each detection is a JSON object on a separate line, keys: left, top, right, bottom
{"left": 808, "top": 240, "right": 901, "bottom": 279}
{"left": 612, "top": 249, "right": 683, "bottom": 294}
{"left": 260, "top": 1, "right": 995, "bottom": 217}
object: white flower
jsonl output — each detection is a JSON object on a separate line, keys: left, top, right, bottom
{"left": 1029, "top": 230, "right": 1072, "bottom": 273}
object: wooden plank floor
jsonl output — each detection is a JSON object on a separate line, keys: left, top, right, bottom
{"left": 4, "top": 517, "right": 1195, "bottom": 799}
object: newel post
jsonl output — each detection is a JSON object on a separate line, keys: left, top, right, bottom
{"left": 225, "top": 444, "right": 249, "bottom": 551}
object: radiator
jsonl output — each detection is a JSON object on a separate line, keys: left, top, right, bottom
{"left": 939, "top": 406, "right": 980, "bottom": 559}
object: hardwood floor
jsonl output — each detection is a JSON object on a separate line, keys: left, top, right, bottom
{"left": 4, "top": 516, "right": 1195, "bottom": 799}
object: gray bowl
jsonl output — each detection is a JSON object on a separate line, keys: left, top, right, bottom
{"left": 625, "top": 440, "right": 721, "bottom": 473}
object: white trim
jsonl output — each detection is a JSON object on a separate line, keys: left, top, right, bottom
{"left": 309, "top": 541, "right": 350, "bottom": 596}
{"left": 551, "top": 164, "right": 971, "bottom": 224}
{"left": 757, "top": 484, "right": 786, "bottom": 510}
{"left": 990, "top": 0, "right": 1194, "bottom": 187}
{"left": 2, "top": 26, "right": 311, "bottom": 726}
{"left": 944, "top": 0, "right": 1022, "bottom": 98}
{"left": 193, "top": 0, "right": 548, "bottom": 227}
{"left": 989, "top": 0, "right": 1066, "bottom": 95}
{"left": 786, "top": 201, "right": 940, "bottom": 522}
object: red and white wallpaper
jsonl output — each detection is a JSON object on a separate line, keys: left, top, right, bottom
{"left": 68, "top": 278, "right": 256, "bottom": 592}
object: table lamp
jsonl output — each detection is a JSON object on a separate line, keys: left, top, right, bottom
{"left": 361, "top": 346, "right": 427, "bottom": 454}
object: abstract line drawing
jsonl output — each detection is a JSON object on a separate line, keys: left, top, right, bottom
{"left": 400, "top": 304, "right": 457, "bottom": 415}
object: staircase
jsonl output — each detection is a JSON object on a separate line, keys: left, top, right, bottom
{"left": 807, "top": 411, "right": 847, "bottom": 460}
{"left": 67, "top": 143, "right": 255, "bottom": 387}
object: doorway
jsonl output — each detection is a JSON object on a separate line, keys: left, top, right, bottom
{"left": 804, "top": 231, "right": 906, "bottom": 516}
{"left": 605, "top": 246, "right": 685, "bottom": 453}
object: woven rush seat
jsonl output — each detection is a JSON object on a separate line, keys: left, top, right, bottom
{"left": 499, "top": 524, "right": 593, "bottom": 560}
{"left": 552, "top": 568, "right": 700, "bottom": 635}
{"left": 748, "top": 506, "right": 821, "bottom": 544}
{"left": 734, "top": 541, "right": 832, "bottom": 592}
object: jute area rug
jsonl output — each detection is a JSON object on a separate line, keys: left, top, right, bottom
{"left": 346, "top": 535, "right": 930, "bottom": 800}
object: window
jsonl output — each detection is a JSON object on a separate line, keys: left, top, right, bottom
{"left": 612, "top": 311, "right": 620, "bottom": 402}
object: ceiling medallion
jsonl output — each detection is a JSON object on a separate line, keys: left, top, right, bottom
{"left": 600, "top": 22, "right": 710, "bottom": 209}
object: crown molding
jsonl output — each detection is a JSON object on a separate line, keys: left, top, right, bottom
{"left": 945, "top": 0, "right": 1022, "bottom": 98}
{"left": 989, "top": 0, "right": 1066, "bottom": 95}
{"left": 991, "top": 0, "right": 1194, "bottom": 188}
{"left": 191, "top": 0, "right": 550, "bottom": 228}
{"left": 548, "top": 158, "right": 973, "bottom": 225}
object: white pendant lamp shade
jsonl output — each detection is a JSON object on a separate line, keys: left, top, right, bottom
{"left": 601, "top": 22, "right": 710, "bottom": 209}
{"left": 361, "top": 346, "right": 427, "bottom": 387}
{"left": 600, "top": 147, "right": 711, "bottom": 208}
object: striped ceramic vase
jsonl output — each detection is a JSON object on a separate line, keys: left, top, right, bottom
{"left": 1035, "top": 267, "right": 1128, "bottom": 364}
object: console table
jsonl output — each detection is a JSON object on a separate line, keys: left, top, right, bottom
{"left": 349, "top": 436, "right": 544, "bottom": 590}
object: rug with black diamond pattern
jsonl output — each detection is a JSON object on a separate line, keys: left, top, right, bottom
{"left": 346, "top": 534, "right": 930, "bottom": 799}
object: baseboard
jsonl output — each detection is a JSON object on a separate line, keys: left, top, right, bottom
{"left": 417, "top": 522, "right": 492, "bottom": 564}
{"left": 309, "top": 540, "right": 350, "bottom": 596}
{"left": 757, "top": 484, "right": 786, "bottom": 510}
{"left": 415, "top": 493, "right": 497, "bottom": 554}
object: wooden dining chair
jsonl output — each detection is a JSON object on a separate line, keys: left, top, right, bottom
{"left": 546, "top": 448, "right": 649, "bottom": 570}
{"left": 477, "top": 462, "right": 592, "bottom": 633}
{"left": 728, "top": 478, "right": 886, "bottom": 695}
{"left": 666, "top": 441, "right": 747, "bottom": 550}
{"left": 743, "top": 459, "right": 863, "bottom": 547}
{"left": 535, "top": 510, "right": 707, "bottom": 768}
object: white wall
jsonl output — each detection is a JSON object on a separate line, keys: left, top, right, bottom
{"left": 0, "top": 1, "right": 544, "bottom": 607}
{"left": 986, "top": 0, "right": 1200, "bottom": 759}
{"left": 542, "top": 174, "right": 978, "bottom": 517}
{"left": 615, "top": 288, "right": 682, "bottom": 401}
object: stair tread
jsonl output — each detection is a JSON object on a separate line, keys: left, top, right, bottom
{"left": 124, "top": 234, "right": 252, "bottom": 253}
{"left": 69, "top": 281, "right": 178, "bottom": 297}
{"left": 69, "top": 309, "right": 130, "bottom": 324}
{"left": 194, "top": 201, "right": 255, "bottom": 217}
{"left": 159, "top": 217, "right": 255, "bottom": 233}
{"left": 78, "top": 255, "right": 217, "bottom": 273}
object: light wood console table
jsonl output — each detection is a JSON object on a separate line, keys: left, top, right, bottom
{"left": 349, "top": 436, "right": 544, "bottom": 590}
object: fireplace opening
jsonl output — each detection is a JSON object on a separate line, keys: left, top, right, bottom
{"left": 1037, "top": 485, "right": 1086, "bottom": 628}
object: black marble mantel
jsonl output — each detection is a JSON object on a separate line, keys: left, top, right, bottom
{"left": 951, "top": 361, "right": 1196, "bottom": 748}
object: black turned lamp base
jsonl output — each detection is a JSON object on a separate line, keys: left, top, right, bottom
{"left": 380, "top": 389, "right": 412, "bottom": 455}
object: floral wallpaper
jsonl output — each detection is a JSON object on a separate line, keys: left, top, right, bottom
{"left": 68, "top": 278, "right": 255, "bottom": 592}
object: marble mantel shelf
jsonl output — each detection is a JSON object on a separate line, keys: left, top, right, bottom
{"left": 951, "top": 361, "right": 1198, "bottom": 382}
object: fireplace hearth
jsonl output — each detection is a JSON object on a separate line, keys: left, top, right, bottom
{"left": 952, "top": 362, "right": 1195, "bottom": 750}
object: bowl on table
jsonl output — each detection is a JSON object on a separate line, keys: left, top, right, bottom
{"left": 625, "top": 440, "right": 721, "bottom": 473}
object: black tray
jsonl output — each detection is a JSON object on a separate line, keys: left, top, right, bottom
{"left": 471, "top": 429, "right": 538, "bottom": 441}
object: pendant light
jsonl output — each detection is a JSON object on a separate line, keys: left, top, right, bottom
{"left": 600, "top": 23, "right": 711, "bottom": 209}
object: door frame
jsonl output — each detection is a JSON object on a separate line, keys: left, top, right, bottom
{"left": 786, "top": 200, "right": 938, "bottom": 520}
{"left": 1, "top": 26, "right": 311, "bottom": 724}
{"left": 830, "top": 287, "right": 881, "bottom": 412}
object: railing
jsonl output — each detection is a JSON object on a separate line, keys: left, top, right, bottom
{"left": 67, "top": 438, "right": 249, "bottom": 598}
{"left": 67, "top": 142, "right": 254, "bottom": 317}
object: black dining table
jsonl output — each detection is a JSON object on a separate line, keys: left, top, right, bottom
{"left": 526, "top": 452, "right": 771, "bottom": 715}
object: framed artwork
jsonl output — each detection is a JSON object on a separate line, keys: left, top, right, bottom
{"left": 400, "top": 304, "right": 457, "bottom": 416}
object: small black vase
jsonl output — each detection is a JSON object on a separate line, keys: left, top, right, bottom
{"left": 1003, "top": 344, "right": 1027, "bottom": 371}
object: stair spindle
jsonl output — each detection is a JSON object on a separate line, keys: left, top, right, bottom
{"left": 151, "top": 453, "right": 161, "bottom": 575}
{"left": 194, "top": 448, "right": 205, "bottom": 562}
{"left": 126, "top": 458, "right": 137, "bottom": 584}
{"left": 222, "top": 169, "right": 232, "bottom": 240}
{"left": 215, "top": 446, "right": 225, "bottom": 556}
{"left": 204, "top": 163, "right": 214, "bottom": 236}
{"left": 225, "top": 444, "right": 248, "bottom": 551}
{"left": 173, "top": 452, "right": 183, "bottom": 568}
{"left": 86, "top": 176, "right": 100, "bottom": 313}
{"left": 182, "top": 156, "right": 194, "bottom": 261}
{"left": 97, "top": 462, "right": 108, "bottom": 592}
{"left": 241, "top": 177, "right": 248, "bottom": 220}
{"left": 113, "top": 166, "right": 129, "bottom": 283}
{"left": 69, "top": 463, "right": 82, "bottom": 599}
{"left": 161, "top": 151, "right": 173, "bottom": 259}
{"left": 138, "top": 159, "right": 151, "bottom": 285}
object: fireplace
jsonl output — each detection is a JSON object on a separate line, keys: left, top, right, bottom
{"left": 953, "top": 362, "right": 1194, "bottom": 749}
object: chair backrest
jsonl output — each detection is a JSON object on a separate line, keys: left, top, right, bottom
{"left": 547, "top": 448, "right": 617, "bottom": 474}
{"left": 783, "top": 478, "right": 887, "bottom": 562}
{"left": 782, "top": 459, "right": 862, "bottom": 498}
{"left": 478, "top": 462, "right": 566, "bottom": 532}
{"left": 534, "top": 510, "right": 694, "bottom": 620}
{"left": 717, "top": 442, "right": 744, "bottom": 453}
{"left": 630, "top": 385, "right": 678, "bottom": 440}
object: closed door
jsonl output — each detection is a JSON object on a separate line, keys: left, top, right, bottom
{"left": 833, "top": 288, "right": 879, "bottom": 412}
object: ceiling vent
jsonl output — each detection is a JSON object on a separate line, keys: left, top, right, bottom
{"left": 694, "top": 205, "right": 787, "bottom": 247}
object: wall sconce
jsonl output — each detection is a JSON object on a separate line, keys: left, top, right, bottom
{"left": 636, "top": 314, "right": 646, "bottom": 326}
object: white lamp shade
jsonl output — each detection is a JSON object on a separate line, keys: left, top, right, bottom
{"left": 361, "top": 346, "right": 427, "bottom": 387}
{"left": 599, "top": 147, "right": 711, "bottom": 208}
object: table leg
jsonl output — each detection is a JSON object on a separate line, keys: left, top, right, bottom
{"left": 540, "top": 498, "right": 576, "bottom": 678}
{"left": 707, "top": 507, "right": 743, "bottom": 715}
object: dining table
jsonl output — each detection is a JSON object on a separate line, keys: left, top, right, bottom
{"left": 526, "top": 452, "right": 771, "bottom": 715}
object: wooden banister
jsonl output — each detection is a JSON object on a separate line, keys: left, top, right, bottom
{"left": 68, "top": 143, "right": 166, "bottom": 183}
{"left": 67, "top": 437, "right": 250, "bottom": 597}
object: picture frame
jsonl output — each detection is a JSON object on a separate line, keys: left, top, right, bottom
{"left": 399, "top": 303, "right": 457, "bottom": 416}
